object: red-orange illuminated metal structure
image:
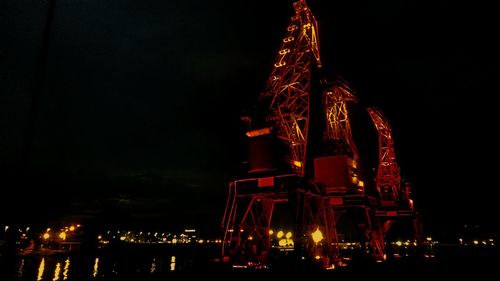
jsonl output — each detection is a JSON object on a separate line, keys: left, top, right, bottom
{"left": 368, "top": 107, "right": 422, "bottom": 246}
{"left": 323, "top": 79, "right": 359, "bottom": 163}
{"left": 221, "top": 0, "right": 331, "bottom": 266}
{"left": 367, "top": 107, "right": 401, "bottom": 205}
{"left": 221, "top": 0, "right": 421, "bottom": 269}
{"left": 259, "top": 0, "right": 321, "bottom": 176}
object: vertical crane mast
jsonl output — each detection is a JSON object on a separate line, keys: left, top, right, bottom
{"left": 367, "top": 107, "right": 401, "bottom": 205}
{"left": 260, "top": 0, "right": 321, "bottom": 176}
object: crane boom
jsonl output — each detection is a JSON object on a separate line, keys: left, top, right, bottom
{"left": 367, "top": 107, "right": 401, "bottom": 205}
{"left": 259, "top": 0, "right": 321, "bottom": 176}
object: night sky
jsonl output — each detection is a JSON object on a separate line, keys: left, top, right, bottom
{"left": 1, "top": 0, "right": 498, "bottom": 235}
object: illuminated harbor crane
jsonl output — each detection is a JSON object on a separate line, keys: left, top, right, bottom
{"left": 368, "top": 107, "right": 422, "bottom": 246}
{"left": 221, "top": 0, "right": 420, "bottom": 268}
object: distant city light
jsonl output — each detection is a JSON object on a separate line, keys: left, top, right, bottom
{"left": 69, "top": 226, "right": 75, "bottom": 231}
{"left": 59, "top": 232, "right": 66, "bottom": 240}
{"left": 268, "top": 229, "right": 274, "bottom": 235}
{"left": 43, "top": 233, "right": 50, "bottom": 240}
{"left": 185, "top": 229, "right": 196, "bottom": 233}
{"left": 426, "top": 237, "right": 432, "bottom": 241}
{"left": 396, "top": 241, "right": 403, "bottom": 246}
{"left": 285, "top": 232, "right": 292, "bottom": 239}
{"left": 277, "top": 231, "right": 284, "bottom": 239}
{"left": 473, "top": 240, "right": 479, "bottom": 245}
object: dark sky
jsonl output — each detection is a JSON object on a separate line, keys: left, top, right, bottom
{"left": 1, "top": 0, "right": 498, "bottom": 234}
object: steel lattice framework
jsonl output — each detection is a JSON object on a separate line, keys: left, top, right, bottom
{"left": 323, "top": 80, "right": 360, "bottom": 163}
{"left": 367, "top": 107, "right": 401, "bottom": 205}
{"left": 260, "top": 0, "right": 321, "bottom": 176}
{"left": 221, "top": 0, "right": 422, "bottom": 269}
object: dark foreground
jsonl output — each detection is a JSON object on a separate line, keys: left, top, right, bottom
{"left": 1, "top": 244, "right": 497, "bottom": 280}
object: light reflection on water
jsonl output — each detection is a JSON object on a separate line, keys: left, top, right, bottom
{"left": 170, "top": 256, "right": 176, "bottom": 271}
{"left": 18, "top": 259, "right": 25, "bottom": 278}
{"left": 150, "top": 258, "right": 156, "bottom": 274}
{"left": 52, "top": 262, "right": 60, "bottom": 281}
{"left": 63, "top": 258, "right": 69, "bottom": 280}
{"left": 15, "top": 254, "right": 180, "bottom": 280}
{"left": 92, "top": 258, "right": 99, "bottom": 278}
{"left": 36, "top": 258, "right": 45, "bottom": 281}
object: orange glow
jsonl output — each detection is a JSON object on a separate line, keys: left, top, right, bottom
{"left": 311, "top": 228, "right": 323, "bottom": 243}
{"left": 59, "top": 232, "right": 66, "bottom": 240}
{"left": 246, "top": 127, "right": 271, "bottom": 138}
{"left": 285, "top": 232, "right": 292, "bottom": 239}
{"left": 268, "top": 229, "right": 274, "bottom": 235}
{"left": 43, "top": 233, "right": 50, "bottom": 240}
{"left": 276, "top": 231, "right": 284, "bottom": 239}
{"left": 69, "top": 226, "right": 75, "bottom": 231}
